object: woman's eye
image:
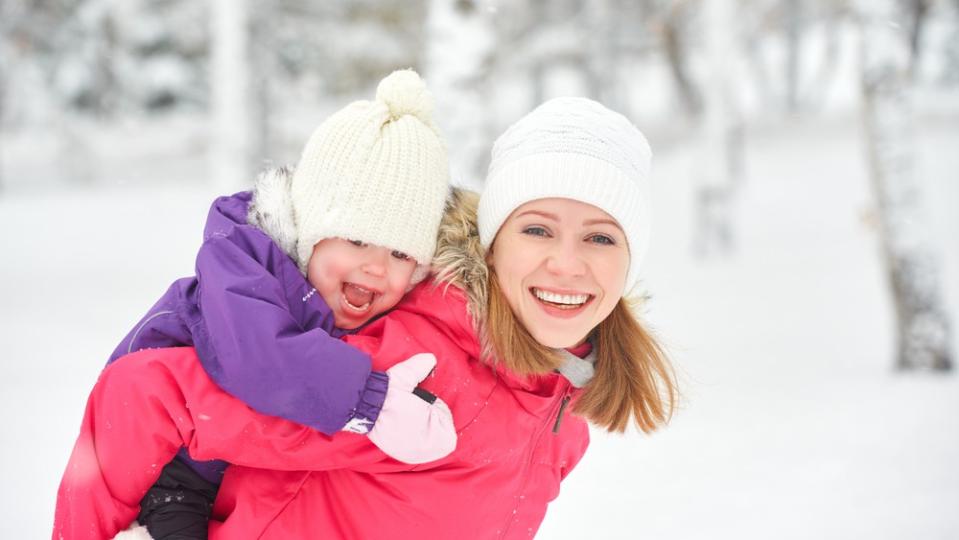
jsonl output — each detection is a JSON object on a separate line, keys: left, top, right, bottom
{"left": 588, "top": 234, "right": 615, "bottom": 246}
{"left": 522, "top": 226, "right": 550, "bottom": 237}
{"left": 391, "top": 250, "right": 412, "bottom": 261}
{"left": 348, "top": 239, "right": 367, "bottom": 247}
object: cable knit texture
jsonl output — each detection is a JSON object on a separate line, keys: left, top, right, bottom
{"left": 478, "top": 97, "right": 653, "bottom": 292}
{"left": 291, "top": 69, "right": 450, "bottom": 276}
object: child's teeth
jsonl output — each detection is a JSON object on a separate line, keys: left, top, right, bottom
{"left": 533, "top": 288, "right": 588, "bottom": 305}
{"left": 344, "top": 283, "right": 374, "bottom": 308}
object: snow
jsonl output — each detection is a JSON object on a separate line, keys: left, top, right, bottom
{"left": 113, "top": 523, "right": 153, "bottom": 540}
{"left": 2, "top": 108, "right": 958, "bottom": 540}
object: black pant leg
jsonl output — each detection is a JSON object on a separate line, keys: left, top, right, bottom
{"left": 137, "top": 457, "right": 219, "bottom": 540}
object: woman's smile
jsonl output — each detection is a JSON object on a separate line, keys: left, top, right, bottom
{"left": 529, "top": 286, "right": 595, "bottom": 318}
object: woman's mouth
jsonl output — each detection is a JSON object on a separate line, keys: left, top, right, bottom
{"left": 342, "top": 283, "right": 376, "bottom": 313}
{"left": 530, "top": 287, "right": 593, "bottom": 316}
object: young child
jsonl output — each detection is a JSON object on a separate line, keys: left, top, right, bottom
{"left": 96, "top": 69, "right": 455, "bottom": 539}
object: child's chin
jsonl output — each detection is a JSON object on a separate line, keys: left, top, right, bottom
{"left": 334, "top": 308, "right": 382, "bottom": 330}
{"left": 334, "top": 317, "right": 366, "bottom": 330}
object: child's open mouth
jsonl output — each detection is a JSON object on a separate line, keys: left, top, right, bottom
{"left": 342, "top": 283, "right": 376, "bottom": 313}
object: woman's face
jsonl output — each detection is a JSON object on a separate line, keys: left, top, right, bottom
{"left": 489, "top": 198, "right": 629, "bottom": 348}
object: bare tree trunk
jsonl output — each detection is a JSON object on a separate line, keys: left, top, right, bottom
{"left": 784, "top": 0, "right": 802, "bottom": 113}
{"left": 211, "top": 0, "right": 255, "bottom": 191}
{"left": 694, "top": 0, "right": 745, "bottom": 258}
{"left": 907, "top": 0, "right": 930, "bottom": 76}
{"left": 803, "top": 6, "right": 842, "bottom": 111}
{"left": 585, "top": 0, "right": 622, "bottom": 111}
{"left": 743, "top": 19, "right": 775, "bottom": 114}
{"left": 0, "top": 65, "right": 5, "bottom": 193}
{"left": 660, "top": 0, "right": 702, "bottom": 117}
{"left": 425, "top": 0, "right": 495, "bottom": 190}
{"left": 528, "top": 0, "right": 547, "bottom": 108}
{"left": 249, "top": 0, "right": 273, "bottom": 168}
{"left": 858, "top": 0, "right": 953, "bottom": 371}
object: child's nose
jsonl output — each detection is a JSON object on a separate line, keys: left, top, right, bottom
{"left": 361, "top": 250, "right": 389, "bottom": 277}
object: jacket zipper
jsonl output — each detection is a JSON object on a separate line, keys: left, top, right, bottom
{"left": 499, "top": 382, "right": 572, "bottom": 538}
{"left": 552, "top": 395, "right": 571, "bottom": 434}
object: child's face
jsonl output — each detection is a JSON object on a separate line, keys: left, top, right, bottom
{"left": 307, "top": 238, "right": 418, "bottom": 329}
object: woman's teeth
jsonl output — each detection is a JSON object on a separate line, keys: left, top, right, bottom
{"left": 532, "top": 288, "right": 589, "bottom": 307}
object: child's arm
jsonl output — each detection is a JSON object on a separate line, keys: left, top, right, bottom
{"left": 190, "top": 213, "right": 387, "bottom": 436}
{"left": 53, "top": 346, "right": 454, "bottom": 540}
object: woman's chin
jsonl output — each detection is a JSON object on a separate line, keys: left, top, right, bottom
{"left": 529, "top": 328, "right": 588, "bottom": 350}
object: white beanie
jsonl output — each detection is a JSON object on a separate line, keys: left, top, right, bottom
{"left": 478, "top": 97, "right": 652, "bottom": 293}
{"left": 291, "top": 69, "right": 450, "bottom": 284}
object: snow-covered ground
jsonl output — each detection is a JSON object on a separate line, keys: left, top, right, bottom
{"left": 1, "top": 109, "right": 957, "bottom": 539}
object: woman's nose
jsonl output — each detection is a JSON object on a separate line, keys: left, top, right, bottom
{"left": 544, "top": 242, "right": 587, "bottom": 277}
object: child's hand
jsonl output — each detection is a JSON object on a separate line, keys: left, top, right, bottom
{"left": 368, "top": 353, "right": 457, "bottom": 464}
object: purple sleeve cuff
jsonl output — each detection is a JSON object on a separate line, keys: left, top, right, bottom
{"left": 351, "top": 370, "right": 389, "bottom": 430}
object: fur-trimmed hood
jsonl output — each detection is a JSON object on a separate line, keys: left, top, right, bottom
{"left": 247, "top": 166, "right": 299, "bottom": 263}
{"left": 430, "top": 188, "right": 489, "bottom": 336}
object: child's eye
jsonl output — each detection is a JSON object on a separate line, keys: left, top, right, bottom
{"left": 348, "top": 239, "right": 367, "bottom": 247}
{"left": 522, "top": 226, "right": 550, "bottom": 237}
{"left": 588, "top": 234, "right": 615, "bottom": 246}
{"left": 391, "top": 250, "right": 412, "bottom": 261}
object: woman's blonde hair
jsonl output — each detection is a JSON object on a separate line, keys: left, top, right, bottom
{"left": 486, "top": 269, "right": 677, "bottom": 433}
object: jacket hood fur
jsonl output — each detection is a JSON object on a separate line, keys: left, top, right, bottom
{"left": 247, "top": 166, "right": 299, "bottom": 263}
{"left": 430, "top": 188, "right": 489, "bottom": 342}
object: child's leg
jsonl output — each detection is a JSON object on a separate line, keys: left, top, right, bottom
{"left": 137, "top": 457, "right": 219, "bottom": 540}
{"left": 53, "top": 392, "right": 146, "bottom": 539}
{"left": 53, "top": 346, "right": 410, "bottom": 538}
{"left": 53, "top": 352, "right": 195, "bottom": 539}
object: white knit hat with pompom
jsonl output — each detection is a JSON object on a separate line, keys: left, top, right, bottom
{"left": 291, "top": 69, "right": 450, "bottom": 284}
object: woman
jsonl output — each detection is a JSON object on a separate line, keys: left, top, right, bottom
{"left": 55, "top": 97, "right": 676, "bottom": 539}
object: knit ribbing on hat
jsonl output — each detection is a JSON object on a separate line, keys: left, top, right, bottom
{"left": 478, "top": 97, "right": 652, "bottom": 293}
{"left": 290, "top": 70, "right": 450, "bottom": 278}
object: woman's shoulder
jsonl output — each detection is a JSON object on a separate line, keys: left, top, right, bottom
{"left": 396, "top": 281, "right": 479, "bottom": 358}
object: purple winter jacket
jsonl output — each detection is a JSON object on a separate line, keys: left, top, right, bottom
{"left": 108, "top": 190, "right": 389, "bottom": 482}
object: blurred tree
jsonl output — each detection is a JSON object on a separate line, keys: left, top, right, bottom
{"left": 267, "top": 0, "right": 427, "bottom": 97}
{"left": 905, "top": 0, "right": 931, "bottom": 75}
{"left": 857, "top": 0, "right": 953, "bottom": 371}
{"left": 425, "top": 0, "right": 495, "bottom": 189}
{"left": 944, "top": 0, "right": 959, "bottom": 83}
{"left": 784, "top": 0, "right": 803, "bottom": 113}
{"left": 653, "top": 0, "right": 703, "bottom": 117}
{"left": 693, "top": 0, "right": 745, "bottom": 257}
{"left": 740, "top": 0, "right": 849, "bottom": 115}
{"left": 210, "top": 0, "right": 256, "bottom": 190}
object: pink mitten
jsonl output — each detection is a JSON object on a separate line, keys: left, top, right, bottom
{"left": 368, "top": 353, "right": 457, "bottom": 464}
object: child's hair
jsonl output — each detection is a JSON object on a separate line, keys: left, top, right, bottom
{"left": 486, "top": 269, "right": 677, "bottom": 433}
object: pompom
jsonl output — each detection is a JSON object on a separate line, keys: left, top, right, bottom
{"left": 375, "top": 69, "right": 434, "bottom": 124}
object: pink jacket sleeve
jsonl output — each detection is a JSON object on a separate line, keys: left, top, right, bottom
{"left": 53, "top": 347, "right": 411, "bottom": 540}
